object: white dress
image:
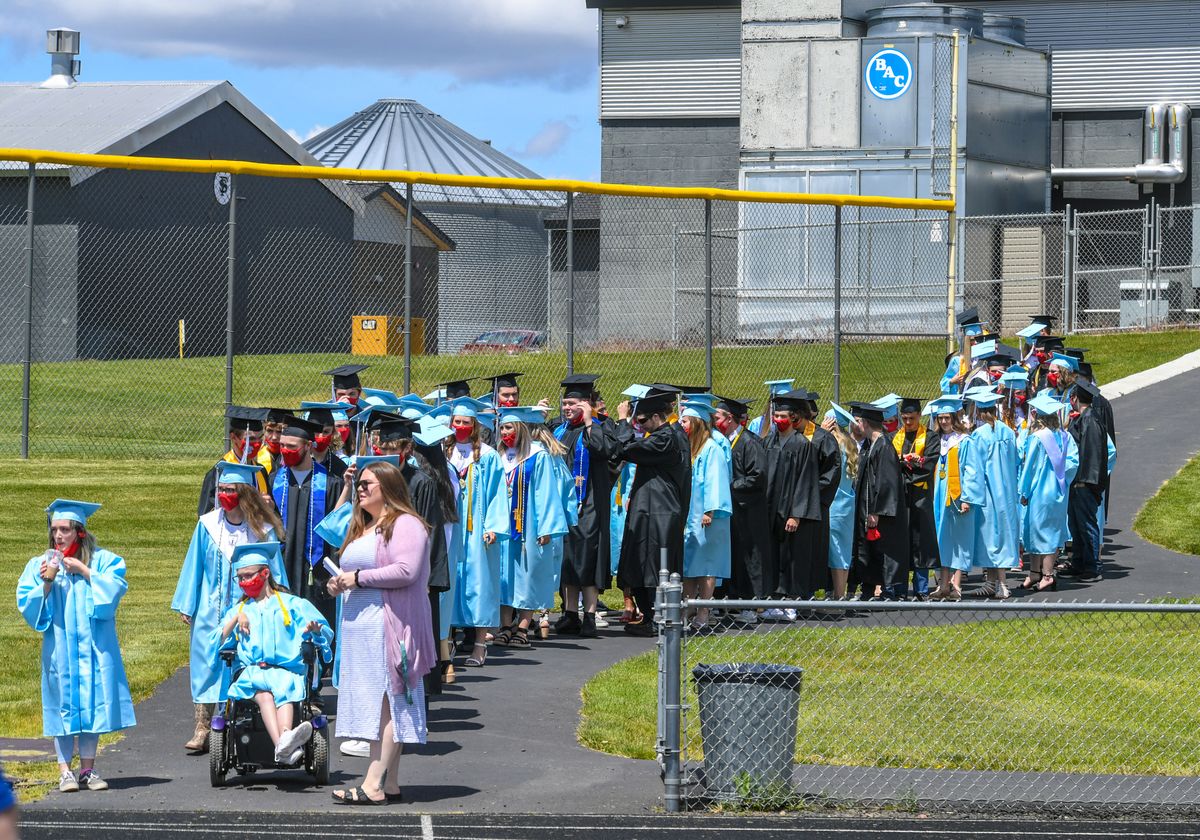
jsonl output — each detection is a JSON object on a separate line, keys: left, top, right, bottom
{"left": 334, "top": 532, "right": 427, "bottom": 744}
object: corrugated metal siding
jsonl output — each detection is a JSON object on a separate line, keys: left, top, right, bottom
{"left": 956, "top": 0, "right": 1200, "bottom": 110}
{"left": 600, "top": 8, "right": 741, "bottom": 119}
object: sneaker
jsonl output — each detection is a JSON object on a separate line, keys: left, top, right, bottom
{"left": 734, "top": 610, "right": 759, "bottom": 625}
{"left": 275, "top": 721, "right": 313, "bottom": 762}
{"left": 58, "top": 770, "right": 79, "bottom": 793}
{"left": 592, "top": 612, "right": 610, "bottom": 629}
{"left": 1074, "top": 572, "right": 1103, "bottom": 583}
{"left": 992, "top": 583, "right": 1012, "bottom": 601}
{"left": 285, "top": 747, "right": 304, "bottom": 766}
{"left": 783, "top": 608, "right": 798, "bottom": 622}
{"left": 339, "top": 739, "right": 371, "bottom": 758}
{"left": 78, "top": 770, "right": 108, "bottom": 791}
{"left": 760, "top": 608, "right": 788, "bottom": 622}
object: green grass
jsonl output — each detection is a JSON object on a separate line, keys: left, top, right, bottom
{"left": 580, "top": 613, "right": 1200, "bottom": 776}
{"left": 1135, "top": 455, "right": 1200, "bottom": 556}
{"left": 3, "top": 328, "right": 1197, "bottom": 459}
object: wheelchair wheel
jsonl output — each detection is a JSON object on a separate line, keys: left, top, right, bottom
{"left": 209, "top": 729, "right": 227, "bottom": 787}
{"left": 309, "top": 726, "right": 330, "bottom": 786}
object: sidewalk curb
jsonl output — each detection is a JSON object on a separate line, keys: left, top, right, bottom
{"left": 1101, "top": 348, "right": 1200, "bottom": 401}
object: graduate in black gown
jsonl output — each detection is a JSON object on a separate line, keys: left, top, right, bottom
{"left": 761, "top": 390, "right": 823, "bottom": 612}
{"left": 614, "top": 387, "right": 691, "bottom": 637}
{"left": 894, "top": 397, "right": 940, "bottom": 599}
{"left": 798, "top": 390, "right": 841, "bottom": 597}
{"left": 1066, "top": 379, "right": 1108, "bottom": 582}
{"left": 323, "top": 364, "right": 369, "bottom": 453}
{"left": 713, "top": 395, "right": 771, "bottom": 613}
{"left": 551, "top": 374, "right": 619, "bottom": 638}
{"left": 270, "top": 415, "right": 345, "bottom": 628}
{"left": 850, "top": 402, "right": 909, "bottom": 601}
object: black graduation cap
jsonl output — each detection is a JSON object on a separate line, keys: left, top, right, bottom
{"left": 435, "top": 378, "right": 475, "bottom": 400}
{"left": 1031, "top": 314, "right": 1058, "bottom": 327}
{"left": 1034, "top": 335, "right": 1065, "bottom": 351}
{"left": 281, "top": 415, "right": 323, "bottom": 441}
{"left": 714, "top": 395, "right": 754, "bottom": 417}
{"left": 956, "top": 306, "right": 981, "bottom": 326}
{"left": 561, "top": 374, "right": 601, "bottom": 399}
{"left": 305, "top": 407, "right": 336, "bottom": 427}
{"left": 369, "top": 411, "right": 417, "bottom": 443}
{"left": 324, "top": 364, "right": 369, "bottom": 390}
{"left": 649, "top": 382, "right": 698, "bottom": 394}
{"left": 1077, "top": 361, "right": 1097, "bottom": 380}
{"left": 226, "top": 405, "right": 268, "bottom": 432}
{"left": 264, "top": 407, "right": 295, "bottom": 425}
{"left": 849, "top": 401, "right": 885, "bottom": 423}
{"left": 900, "top": 396, "right": 923, "bottom": 414}
{"left": 482, "top": 372, "right": 523, "bottom": 390}
{"left": 1064, "top": 347, "right": 1088, "bottom": 360}
{"left": 772, "top": 389, "right": 811, "bottom": 412}
{"left": 1073, "top": 379, "right": 1100, "bottom": 400}
{"left": 977, "top": 332, "right": 1001, "bottom": 345}
{"left": 996, "top": 344, "right": 1022, "bottom": 362}
{"left": 632, "top": 387, "right": 679, "bottom": 416}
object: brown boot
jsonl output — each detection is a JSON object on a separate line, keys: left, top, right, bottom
{"left": 184, "top": 703, "right": 212, "bottom": 753}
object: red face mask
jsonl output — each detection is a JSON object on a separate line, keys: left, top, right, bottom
{"left": 773, "top": 417, "right": 792, "bottom": 433}
{"left": 1047, "top": 371, "right": 1060, "bottom": 387}
{"left": 266, "top": 439, "right": 282, "bottom": 455}
{"left": 452, "top": 418, "right": 474, "bottom": 442}
{"left": 217, "top": 491, "right": 240, "bottom": 512}
{"left": 1014, "top": 393, "right": 1027, "bottom": 407}
{"left": 281, "top": 446, "right": 304, "bottom": 467}
{"left": 989, "top": 369, "right": 1002, "bottom": 382}
{"left": 344, "top": 395, "right": 359, "bottom": 406}
{"left": 372, "top": 446, "right": 383, "bottom": 456}
{"left": 497, "top": 397, "right": 518, "bottom": 408}
{"left": 1034, "top": 350, "right": 1049, "bottom": 364}
{"left": 884, "top": 419, "right": 899, "bottom": 434}
{"left": 314, "top": 433, "right": 333, "bottom": 451}
{"left": 235, "top": 437, "right": 262, "bottom": 459}
{"left": 238, "top": 569, "right": 269, "bottom": 599}
{"left": 714, "top": 416, "right": 735, "bottom": 436}
{"left": 62, "top": 537, "right": 82, "bottom": 558}
{"left": 500, "top": 431, "right": 518, "bottom": 449}
{"left": 337, "top": 427, "right": 351, "bottom": 443}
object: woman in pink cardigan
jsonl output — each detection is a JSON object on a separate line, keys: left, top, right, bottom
{"left": 326, "top": 460, "right": 435, "bottom": 805}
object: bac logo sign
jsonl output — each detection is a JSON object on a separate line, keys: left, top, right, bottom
{"left": 865, "top": 49, "right": 913, "bottom": 100}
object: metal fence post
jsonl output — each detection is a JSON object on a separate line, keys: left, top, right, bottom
{"left": 566, "top": 191, "right": 575, "bottom": 376}
{"left": 704, "top": 199, "right": 713, "bottom": 389}
{"left": 832, "top": 205, "right": 843, "bottom": 404}
{"left": 403, "top": 181, "right": 414, "bottom": 393}
{"left": 225, "top": 173, "right": 237, "bottom": 422}
{"left": 661, "top": 567, "right": 685, "bottom": 813}
{"left": 20, "top": 162, "right": 36, "bottom": 459}
{"left": 1062, "top": 204, "right": 1072, "bottom": 330}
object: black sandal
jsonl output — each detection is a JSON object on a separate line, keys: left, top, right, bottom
{"left": 509, "top": 627, "right": 531, "bottom": 648}
{"left": 332, "top": 786, "right": 386, "bottom": 806}
{"left": 493, "top": 626, "right": 514, "bottom": 646}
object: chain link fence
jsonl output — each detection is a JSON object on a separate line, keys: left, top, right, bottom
{"left": 658, "top": 596, "right": 1200, "bottom": 816}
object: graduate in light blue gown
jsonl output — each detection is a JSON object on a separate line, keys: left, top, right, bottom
{"left": 962, "top": 391, "right": 1021, "bottom": 598}
{"left": 823, "top": 404, "right": 858, "bottom": 599}
{"left": 442, "top": 397, "right": 510, "bottom": 666}
{"left": 17, "top": 500, "right": 135, "bottom": 791}
{"left": 940, "top": 314, "right": 985, "bottom": 394}
{"left": 929, "top": 397, "right": 982, "bottom": 600}
{"left": 495, "top": 408, "right": 571, "bottom": 646}
{"left": 1017, "top": 393, "right": 1080, "bottom": 591}
{"left": 213, "top": 543, "right": 333, "bottom": 765}
{"left": 679, "top": 401, "right": 733, "bottom": 627}
{"left": 684, "top": 393, "right": 732, "bottom": 467}
{"left": 173, "top": 461, "right": 286, "bottom": 752}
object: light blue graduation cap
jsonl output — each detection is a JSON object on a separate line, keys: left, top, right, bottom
{"left": 231, "top": 541, "right": 282, "bottom": 572}
{"left": 1016, "top": 322, "right": 1048, "bottom": 341}
{"left": 498, "top": 406, "right": 548, "bottom": 425}
{"left": 1029, "top": 392, "right": 1068, "bottom": 417}
{"left": 426, "top": 403, "right": 453, "bottom": 422}
{"left": 315, "top": 504, "right": 353, "bottom": 550}
{"left": 924, "top": 396, "right": 964, "bottom": 417}
{"left": 965, "top": 391, "right": 1004, "bottom": 409}
{"left": 362, "top": 387, "right": 402, "bottom": 407}
{"left": 352, "top": 454, "right": 402, "bottom": 471}
{"left": 622, "top": 384, "right": 652, "bottom": 400}
{"left": 963, "top": 322, "right": 985, "bottom": 338}
{"left": 45, "top": 499, "right": 101, "bottom": 526}
{"left": 415, "top": 418, "right": 454, "bottom": 447}
{"left": 683, "top": 393, "right": 719, "bottom": 408}
{"left": 871, "top": 393, "right": 902, "bottom": 420}
{"left": 971, "top": 339, "right": 998, "bottom": 360}
{"left": 680, "top": 400, "right": 717, "bottom": 420}
{"left": 445, "top": 396, "right": 488, "bottom": 419}
{"left": 827, "top": 401, "right": 854, "bottom": 428}
{"left": 301, "top": 400, "right": 353, "bottom": 423}
{"left": 999, "top": 365, "right": 1030, "bottom": 387}
{"left": 1050, "top": 352, "right": 1079, "bottom": 372}
{"left": 216, "top": 461, "right": 265, "bottom": 486}
{"left": 424, "top": 387, "right": 447, "bottom": 403}
{"left": 764, "top": 378, "right": 794, "bottom": 396}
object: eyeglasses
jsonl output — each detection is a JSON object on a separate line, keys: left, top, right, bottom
{"left": 357, "top": 480, "right": 377, "bottom": 492}
{"left": 235, "top": 571, "right": 263, "bottom": 582}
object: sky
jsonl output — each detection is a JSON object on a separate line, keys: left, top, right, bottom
{"left": 0, "top": 1, "right": 602, "bottom": 179}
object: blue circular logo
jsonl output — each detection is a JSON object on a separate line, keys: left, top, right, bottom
{"left": 865, "top": 49, "right": 913, "bottom": 100}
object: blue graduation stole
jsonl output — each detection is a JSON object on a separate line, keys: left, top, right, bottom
{"left": 273, "top": 462, "right": 328, "bottom": 568}
{"left": 555, "top": 418, "right": 599, "bottom": 509}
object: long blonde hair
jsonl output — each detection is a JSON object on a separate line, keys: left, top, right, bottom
{"left": 343, "top": 461, "right": 429, "bottom": 548}
{"left": 232, "top": 483, "right": 284, "bottom": 541}
{"left": 443, "top": 416, "right": 483, "bottom": 463}
{"left": 830, "top": 425, "right": 859, "bottom": 481}
{"left": 529, "top": 424, "right": 567, "bottom": 457}
{"left": 682, "top": 415, "right": 711, "bottom": 462}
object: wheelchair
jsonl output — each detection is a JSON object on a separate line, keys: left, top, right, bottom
{"left": 209, "top": 639, "right": 331, "bottom": 787}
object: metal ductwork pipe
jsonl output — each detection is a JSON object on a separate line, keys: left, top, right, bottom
{"left": 1052, "top": 102, "right": 1190, "bottom": 184}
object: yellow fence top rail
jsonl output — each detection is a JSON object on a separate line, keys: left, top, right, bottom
{"left": 0, "top": 148, "right": 955, "bottom": 213}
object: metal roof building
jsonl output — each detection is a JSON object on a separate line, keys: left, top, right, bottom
{"left": 306, "top": 99, "right": 557, "bottom": 353}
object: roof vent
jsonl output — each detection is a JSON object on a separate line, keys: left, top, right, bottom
{"left": 42, "top": 28, "right": 81, "bottom": 89}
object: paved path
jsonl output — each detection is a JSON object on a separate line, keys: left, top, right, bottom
{"left": 24, "top": 364, "right": 1200, "bottom": 816}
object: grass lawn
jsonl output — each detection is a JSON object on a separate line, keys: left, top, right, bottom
{"left": 0, "top": 328, "right": 1196, "bottom": 459}
{"left": 1135, "top": 455, "right": 1200, "bottom": 556}
{"left": 580, "top": 613, "right": 1200, "bottom": 776}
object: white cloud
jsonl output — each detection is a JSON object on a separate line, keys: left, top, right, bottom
{"left": 508, "top": 119, "right": 572, "bottom": 159}
{"left": 1, "top": 1, "right": 597, "bottom": 87}
{"left": 285, "top": 123, "right": 328, "bottom": 144}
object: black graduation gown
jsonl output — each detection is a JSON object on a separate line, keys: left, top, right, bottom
{"left": 615, "top": 421, "right": 691, "bottom": 590}
{"left": 899, "top": 427, "right": 941, "bottom": 570}
{"left": 727, "top": 428, "right": 771, "bottom": 598}
{"left": 808, "top": 426, "right": 842, "bottom": 592}
{"left": 316, "top": 448, "right": 347, "bottom": 480}
{"left": 273, "top": 463, "right": 344, "bottom": 627}
{"left": 558, "top": 417, "right": 619, "bottom": 591}
{"left": 1069, "top": 409, "right": 1108, "bottom": 490}
{"left": 762, "top": 428, "right": 823, "bottom": 597}
{"left": 853, "top": 435, "right": 909, "bottom": 591}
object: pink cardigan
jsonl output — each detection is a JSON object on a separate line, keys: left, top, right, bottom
{"left": 355, "top": 514, "right": 435, "bottom": 694}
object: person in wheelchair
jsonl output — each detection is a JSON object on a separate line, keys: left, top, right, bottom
{"left": 214, "top": 543, "right": 334, "bottom": 766}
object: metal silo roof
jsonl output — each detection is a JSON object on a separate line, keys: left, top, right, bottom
{"left": 304, "top": 99, "right": 559, "bottom": 207}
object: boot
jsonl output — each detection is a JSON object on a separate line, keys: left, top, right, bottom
{"left": 184, "top": 703, "right": 212, "bottom": 753}
{"left": 579, "top": 612, "right": 599, "bottom": 639}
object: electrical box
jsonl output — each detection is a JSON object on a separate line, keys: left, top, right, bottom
{"left": 351, "top": 316, "right": 424, "bottom": 356}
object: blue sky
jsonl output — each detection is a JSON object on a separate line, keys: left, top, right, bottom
{"left": 0, "top": 2, "right": 601, "bottom": 180}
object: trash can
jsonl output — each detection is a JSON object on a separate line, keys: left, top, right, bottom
{"left": 691, "top": 663, "right": 803, "bottom": 797}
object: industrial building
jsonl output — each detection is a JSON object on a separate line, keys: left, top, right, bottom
{"left": 583, "top": 0, "right": 1200, "bottom": 336}
{"left": 305, "top": 99, "right": 557, "bottom": 354}
{"left": 0, "top": 30, "right": 452, "bottom": 364}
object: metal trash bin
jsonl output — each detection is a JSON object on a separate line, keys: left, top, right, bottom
{"left": 692, "top": 663, "right": 803, "bottom": 797}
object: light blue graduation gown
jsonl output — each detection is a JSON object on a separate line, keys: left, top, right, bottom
{"left": 965, "top": 421, "right": 1021, "bottom": 568}
{"left": 609, "top": 463, "right": 634, "bottom": 576}
{"left": 17, "top": 548, "right": 137, "bottom": 737}
{"left": 548, "top": 453, "right": 580, "bottom": 583}
{"left": 940, "top": 355, "right": 966, "bottom": 394}
{"left": 451, "top": 448, "right": 511, "bottom": 628}
{"left": 500, "top": 447, "right": 571, "bottom": 611}
{"left": 683, "top": 438, "right": 733, "bottom": 579}
{"left": 172, "top": 511, "right": 288, "bottom": 704}
{"left": 710, "top": 429, "right": 732, "bottom": 467}
{"left": 827, "top": 447, "right": 856, "bottom": 571}
{"left": 214, "top": 592, "right": 333, "bottom": 705}
{"left": 933, "top": 433, "right": 982, "bottom": 572}
{"left": 1018, "top": 429, "right": 1080, "bottom": 554}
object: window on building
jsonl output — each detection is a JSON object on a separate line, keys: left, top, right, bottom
{"left": 550, "top": 228, "right": 600, "bottom": 272}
